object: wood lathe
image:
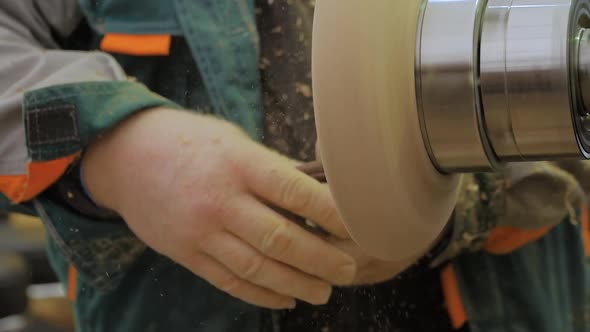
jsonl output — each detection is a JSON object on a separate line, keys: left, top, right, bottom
{"left": 312, "top": 0, "right": 590, "bottom": 260}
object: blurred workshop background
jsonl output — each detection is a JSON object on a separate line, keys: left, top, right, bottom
{"left": 0, "top": 209, "right": 74, "bottom": 332}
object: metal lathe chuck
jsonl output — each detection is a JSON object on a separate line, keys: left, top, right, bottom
{"left": 417, "top": 0, "right": 590, "bottom": 173}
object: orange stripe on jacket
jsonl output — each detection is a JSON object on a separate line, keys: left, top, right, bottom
{"left": 483, "top": 226, "right": 552, "bottom": 255}
{"left": 68, "top": 265, "right": 77, "bottom": 302}
{"left": 581, "top": 206, "right": 590, "bottom": 257}
{"left": 0, "top": 154, "right": 78, "bottom": 203}
{"left": 441, "top": 264, "right": 468, "bottom": 330}
{"left": 101, "top": 34, "right": 172, "bottom": 56}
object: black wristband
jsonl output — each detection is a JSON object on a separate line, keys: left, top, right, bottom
{"left": 47, "top": 160, "right": 121, "bottom": 221}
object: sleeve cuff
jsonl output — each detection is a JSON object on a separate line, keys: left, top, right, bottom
{"left": 0, "top": 81, "right": 180, "bottom": 204}
{"left": 19, "top": 80, "right": 178, "bottom": 290}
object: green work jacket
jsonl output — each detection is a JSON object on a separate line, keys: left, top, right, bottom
{"left": 1, "top": 1, "right": 589, "bottom": 331}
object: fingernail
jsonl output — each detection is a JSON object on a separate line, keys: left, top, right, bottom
{"left": 285, "top": 299, "right": 297, "bottom": 309}
{"left": 314, "top": 285, "right": 332, "bottom": 305}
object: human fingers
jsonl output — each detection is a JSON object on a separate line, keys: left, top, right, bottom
{"left": 243, "top": 158, "right": 349, "bottom": 239}
{"left": 182, "top": 252, "right": 296, "bottom": 309}
{"left": 200, "top": 232, "right": 332, "bottom": 305}
{"left": 224, "top": 196, "right": 356, "bottom": 286}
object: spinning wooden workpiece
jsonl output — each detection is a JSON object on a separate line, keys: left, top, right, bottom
{"left": 312, "top": 0, "right": 590, "bottom": 260}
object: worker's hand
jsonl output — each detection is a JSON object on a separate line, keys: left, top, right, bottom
{"left": 81, "top": 108, "right": 356, "bottom": 309}
{"left": 326, "top": 237, "right": 419, "bottom": 286}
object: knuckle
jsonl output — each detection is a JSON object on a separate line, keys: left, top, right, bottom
{"left": 218, "top": 274, "right": 242, "bottom": 293}
{"left": 279, "top": 176, "right": 312, "bottom": 211}
{"left": 240, "top": 254, "right": 267, "bottom": 281}
{"left": 261, "top": 222, "right": 293, "bottom": 259}
{"left": 191, "top": 193, "right": 231, "bottom": 221}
